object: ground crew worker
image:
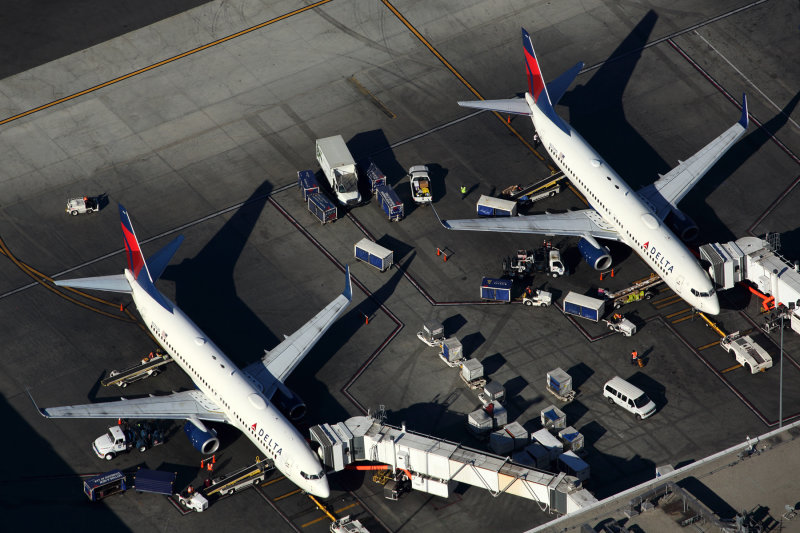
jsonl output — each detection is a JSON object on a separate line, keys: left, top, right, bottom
{"left": 460, "top": 185, "right": 467, "bottom": 199}
{"left": 631, "top": 350, "right": 639, "bottom": 365}
{"left": 533, "top": 132, "right": 541, "bottom": 147}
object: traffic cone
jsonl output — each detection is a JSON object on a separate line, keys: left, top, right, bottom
{"left": 436, "top": 248, "right": 441, "bottom": 256}
{"left": 443, "top": 252, "right": 448, "bottom": 262}
{"left": 120, "top": 303, "right": 123, "bottom": 312}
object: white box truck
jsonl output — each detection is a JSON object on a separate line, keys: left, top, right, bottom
{"left": 316, "top": 136, "right": 361, "bottom": 206}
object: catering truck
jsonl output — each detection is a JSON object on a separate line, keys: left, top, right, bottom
{"left": 316, "top": 136, "right": 361, "bottom": 206}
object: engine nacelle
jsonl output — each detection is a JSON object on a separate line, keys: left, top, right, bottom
{"left": 665, "top": 209, "right": 699, "bottom": 242}
{"left": 578, "top": 236, "right": 612, "bottom": 271}
{"left": 274, "top": 383, "right": 307, "bottom": 421}
{"left": 183, "top": 420, "right": 220, "bottom": 455}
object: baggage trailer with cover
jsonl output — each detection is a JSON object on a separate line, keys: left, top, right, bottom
{"left": 84, "top": 470, "right": 127, "bottom": 501}
{"left": 354, "top": 238, "right": 393, "bottom": 271}
{"left": 297, "top": 170, "right": 320, "bottom": 201}
{"left": 563, "top": 292, "right": 606, "bottom": 322}
{"left": 375, "top": 184, "right": 404, "bottom": 221}
{"left": 307, "top": 193, "right": 337, "bottom": 224}
{"left": 476, "top": 195, "right": 518, "bottom": 217}
{"left": 480, "top": 277, "right": 513, "bottom": 302}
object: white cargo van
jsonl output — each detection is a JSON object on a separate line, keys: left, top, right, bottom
{"left": 602, "top": 376, "right": 656, "bottom": 420}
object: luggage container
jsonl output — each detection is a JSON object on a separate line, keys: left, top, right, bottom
{"left": 308, "top": 193, "right": 337, "bottom": 224}
{"left": 460, "top": 359, "right": 484, "bottom": 382}
{"left": 540, "top": 404, "right": 567, "bottom": 430}
{"left": 563, "top": 291, "right": 606, "bottom": 322}
{"left": 84, "top": 470, "right": 127, "bottom": 501}
{"left": 483, "top": 381, "right": 505, "bottom": 402}
{"left": 524, "top": 442, "right": 550, "bottom": 469}
{"left": 488, "top": 401, "right": 507, "bottom": 428}
{"left": 531, "top": 428, "right": 563, "bottom": 463}
{"left": 480, "top": 277, "right": 513, "bottom": 302}
{"left": 512, "top": 450, "right": 536, "bottom": 467}
{"left": 558, "top": 426, "right": 584, "bottom": 453}
{"left": 365, "top": 161, "right": 387, "bottom": 192}
{"left": 558, "top": 451, "right": 590, "bottom": 482}
{"left": 441, "top": 338, "right": 463, "bottom": 362}
{"left": 374, "top": 184, "right": 404, "bottom": 221}
{"left": 467, "top": 408, "right": 492, "bottom": 435}
{"left": 504, "top": 421, "right": 529, "bottom": 450}
{"left": 297, "top": 170, "right": 320, "bottom": 201}
{"left": 476, "top": 195, "right": 518, "bottom": 217}
{"left": 134, "top": 468, "right": 176, "bottom": 495}
{"left": 489, "top": 429, "right": 515, "bottom": 455}
{"left": 546, "top": 368, "right": 573, "bottom": 399}
{"left": 354, "top": 238, "right": 393, "bottom": 271}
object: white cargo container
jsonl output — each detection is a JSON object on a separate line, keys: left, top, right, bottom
{"left": 504, "top": 421, "right": 529, "bottom": 450}
{"left": 467, "top": 409, "right": 492, "bottom": 435}
{"left": 488, "top": 401, "right": 507, "bottom": 428}
{"left": 531, "top": 428, "right": 563, "bottom": 463}
{"left": 316, "top": 136, "right": 361, "bottom": 206}
{"left": 460, "top": 359, "right": 484, "bottom": 382}
{"left": 489, "top": 429, "right": 515, "bottom": 455}
{"left": 476, "top": 195, "right": 518, "bottom": 217}
{"left": 524, "top": 442, "right": 550, "bottom": 469}
{"left": 558, "top": 426, "right": 584, "bottom": 453}
{"left": 540, "top": 404, "right": 567, "bottom": 430}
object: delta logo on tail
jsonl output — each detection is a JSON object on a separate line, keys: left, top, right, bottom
{"left": 120, "top": 206, "right": 146, "bottom": 280}
{"left": 522, "top": 28, "right": 547, "bottom": 103}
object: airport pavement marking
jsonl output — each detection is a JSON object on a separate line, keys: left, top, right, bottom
{"left": 698, "top": 340, "right": 721, "bottom": 351}
{"left": 721, "top": 363, "right": 743, "bottom": 373}
{"left": 379, "top": 0, "right": 556, "bottom": 170}
{"left": 274, "top": 488, "right": 303, "bottom": 501}
{"left": 301, "top": 502, "right": 359, "bottom": 528}
{"left": 666, "top": 307, "right": 693, "bottom": 319}
{"left": 348, "top": 76, "right": 396, "bottom": 119}
{"left": 0, "top": 0, "right": 335, "bottom": 127}
{"left": 671, "top": 314, "right": 695, "bottom": 325}
{"left": 653, "top": 294, "right": 683, "bottom": 309}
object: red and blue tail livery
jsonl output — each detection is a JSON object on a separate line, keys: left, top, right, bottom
{"left": 119, "top": 204, "right": 151, "bottom": 282}
{"left": 522, "top": 28, "right": 550, "bottom": 105}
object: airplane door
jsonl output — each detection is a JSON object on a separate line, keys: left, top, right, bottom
{"left": 674, "top": 275, "right": 684, "bottom": 293}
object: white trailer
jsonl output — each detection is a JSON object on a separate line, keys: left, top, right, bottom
{"left": 316, "top": 136, "right": 361, "bottom": 206}
{"left": 720, "top": 331, "right": 773, "bottom": 373}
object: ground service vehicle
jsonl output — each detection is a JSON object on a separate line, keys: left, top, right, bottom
{"left": 316, "top": 136, "right": 361, "bottom": 206}
{"left": 84, "top": 470, "right": 127, "bottom": 501}
{"left": 602, "top": 377, "right": 656, "bottom": 420}
{"left": 66, "top": 196, "right": 101, "bottom": 215}
{"left": 93, "top": 422, "right": 165, "bottom": 460}
{"left": 522, "top": 288, "right": 552, "bottom": 307}
{"left": 720, "top": 331, "right": 773, "bottom": 373}
{"left": 603, "top": 314, "right": 637, "bottom": 336}
{"left": 408, "top": 165, "right": 433, "bottom": 205}
{"left": 503, "top": 247, "right": 565, "bottom": 278}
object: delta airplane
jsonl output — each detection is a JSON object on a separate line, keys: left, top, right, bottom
{"left": 441, "top": 29, "right": 750, "bottom": 314}
{"left": 34, "top": 205, "right": 351, "bottom": 498}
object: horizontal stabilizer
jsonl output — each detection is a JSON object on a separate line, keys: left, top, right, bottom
{"left": 547, "top": 61, "right": 583, "bottom": 105}
{"left": 54, "top": 274, "right": 131, "bottom": 293}
{"left": 458, "top": 98, "right": 532, "bottom": 116}
{"left": 147, "top": 235, "right": 184, "bottom": 282}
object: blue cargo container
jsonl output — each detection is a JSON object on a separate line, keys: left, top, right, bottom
{"left": 134, "top": 468, "right": 176, "bottom": 495}
{"left": 480, "top": 277, "right": 513, "bottom": 302}
{"left": 297, "top": 170, "right": 320, "bottom": 201}
{"left": 476, "top": 195, "right": 517, "bottom": 217}
{"left": 84, "top": 470, "right": 127, "bottom": 501}
{"left": 307, "top": 193, "right": 337, "bottom": 224}
{"left": 562, "top": 291, "right": 605, "bottom": 322}
{"left": 354, "top": 238, "right": 393, "bottom": 271}
{"left": 365, "top": 161, "right": 387, "bottom": 192}
{"left": 375, "top": 184, "right": 404, "bottom": 221}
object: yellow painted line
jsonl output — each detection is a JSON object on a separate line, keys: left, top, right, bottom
{"left": 666, "top": 307, "right": 692, "bottom": 319}
{"left": 0, "top": 0, "right": 334, "bottom": 127}
{"left": 262, "top": 475, "right": 286, "bottom": 487}
{"left": 721, "top": 364, "right": 742, "bottom": 373}
{"left": 274, "top": 488, "right": 302, "bottom": 501}
{"left": 654, "top": 294, "right": 682, "bottom": 308}
{"left": 672, "top": 314, "right": 695, "bottom": 324}
{"left": 698, "top": 340, "right": 721, "bottom": 351}
{"left": 348, "top": 76, "right": 396, "bottom": 118}
{"left": 301, "top": 502, "right": 360, "bottom": 528}
{"left": 380, "top": 0, "right": 555, "bottom": 170}
{"left": 567, "top": 184, "right": 589, "bottom": 206}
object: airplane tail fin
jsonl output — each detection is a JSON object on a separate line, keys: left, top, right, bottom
{"left": 55, "top": 205, "right": 178, "bottom": 311}
{"left": 522, "top": 28, "right": 551, "bottom": 107}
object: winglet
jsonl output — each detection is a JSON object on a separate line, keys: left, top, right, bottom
{"left": 430, "top": 204, "right": 452, "bottom": 229}
{"left": 25, "top": 388, "right": 49, "bottom": 418}
{"left": 343, "top": 265, "right": 352, "bottom": 301}
{"left": 739, "top": 93, "right": 749, "bottom": 129}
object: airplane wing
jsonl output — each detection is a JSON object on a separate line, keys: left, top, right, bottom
{"left": 35, "top": 389, "right": 227, "bottom": 423}
{"left": 243, "top": 267, "right": 352, "bottom": 393}
{"left": 440, "top": 208, "right": 622, "bottom": 242}
{"left": 639, "top": 95, "right": 749, "bottom": 218}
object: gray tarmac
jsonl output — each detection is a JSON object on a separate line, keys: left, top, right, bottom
{"left": 0, "top": 0, "right": 798, "bottom": 532}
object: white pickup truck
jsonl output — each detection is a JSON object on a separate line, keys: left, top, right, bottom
{"left": 720, "top": 331, "right": 773, "bottom": 374}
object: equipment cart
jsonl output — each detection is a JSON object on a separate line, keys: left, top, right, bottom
{"left": 307, "top": 193, "right": 338, "bottom": 224}
{"left": 365, "top": 161, "right": 387, "bottom": 192}
{"left": 354, "top": 238, "right": 393, "bottom": 271}
{"left": 297, "top": 170, "right": 320, "bottom": 201}
{"left": 84, "top": 470, "right": 127, "bottom": 501}
{"left": 375, "top": 184, "right": 404, "bottom": 221}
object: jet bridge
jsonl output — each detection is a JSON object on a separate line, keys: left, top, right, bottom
{"left": 309, "top": 416, "right": 597, "bottom": 515}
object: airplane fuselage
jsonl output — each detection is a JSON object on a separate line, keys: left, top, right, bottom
{"left": 526, "top": 93, "right": 719, "bottom": 314}
{"left": 125, "top": 270, "right": 330, "bottom": 497}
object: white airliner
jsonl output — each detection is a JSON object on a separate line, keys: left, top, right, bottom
{"left": 34, "top": 205, "right": 351, "bottom": 498}
{"left": 441, "top": 28, "right": 750, "bottom": 314}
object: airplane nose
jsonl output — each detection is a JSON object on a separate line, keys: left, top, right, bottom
{"left": 704, "top": 296, "right": 720, "bottom": 315}
{"left": 315, "top": 478, "right": 330, "bottom": 499}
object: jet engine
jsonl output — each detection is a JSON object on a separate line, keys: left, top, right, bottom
{"left": 664, "top": 209, "right": 699, "bottom": 242}
{"left": 274, "top": 383, "right": 307, "bottom": 421}
{"left": 578, "top": 236, "right": 612, "bottom": 271}
{"left": 183, "top": 419, "right": 220, "bottom": 454}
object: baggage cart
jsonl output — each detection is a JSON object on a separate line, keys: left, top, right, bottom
{"left": 546, "top": 368, "right": 575, "bottom": 402}
{"left": 558, "top": 451, "right": 590, "bottom": 482}
{"left": 476, "top": 195, "right": 517, "bottom": 217}
{"left": 541, "top": 404, "right": 567, "bottom": 430}
{"left": 481, "top": 277, "right": 513, "bottom": 302}
{"left": 84, "top": 470, "right": 127, "bottom": 501}
{"left": 440, "top": 337, "right": 464, "bottom": 366}
{"left": 531, "top": 428, "right": 563, "bottom": 463}
{"left": 354, "top": 238, "right": 393, "bottom": 271}
{"left": 460, "top": 359, "right": 484, "bottom": 383}
{"left": 297, "top": 170, "right": 320, "bottom": 201}
{"left": 375, "top": 184, "right": 404, "bottom": 221}
{"left": 417, "top": 320, "right": 444, "bottom": 346}
{"left": 134, "top": 468, "right": 176, "bottom": 495}
{"left": 365, "top": 161, "right": 387, "bottom": 192}
{"left": 308, "top": 193, "right": 337, "bottom": 224}
{"left": 563, "top": 291, "right": 606, "bottom": 321}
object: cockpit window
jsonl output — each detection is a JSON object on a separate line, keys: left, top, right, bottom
{"left": 690, "top": 287, "right": 716, "bottom": 297}
{"left": 301, "top": 470, "right": 325, "bottom": 480}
